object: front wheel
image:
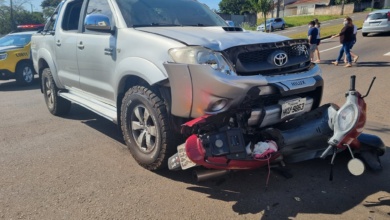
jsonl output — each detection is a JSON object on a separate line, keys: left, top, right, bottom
{"left": 362, "top": 32, "right": 368, "bottom": 37}
{"left": 41, "top": 68, "right": 71, "bottom": 116}
{"left": 281, "top": 24, "right": 285, "bottom": 30}
{"left": 16, "top": 61, "right": 34, "bottom": 85}
{"left": 120, "top": 85, "right": 176, "bottom": 170}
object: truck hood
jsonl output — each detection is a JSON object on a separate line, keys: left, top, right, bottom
{"left": 0, "top": 45, "right": 23, "bottom": 53}
{"left": 135, "top": 26, "right": 290, "bottom": 51}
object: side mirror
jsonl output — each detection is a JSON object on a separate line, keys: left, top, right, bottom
{"left": 84, "top": 14, "right": 112, "bottom": 33}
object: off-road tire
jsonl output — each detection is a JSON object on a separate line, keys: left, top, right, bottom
{"left": 16, "top": 61, "right": 34, "bottom": 86}
{"left": 362, "top": 32, "right": 368, "bottom": 37}
{"left": 121, "top": 85, "right": 175, "bottom": 171}
{"left": 41, "top": 68, "right": 71, "bottom": 116}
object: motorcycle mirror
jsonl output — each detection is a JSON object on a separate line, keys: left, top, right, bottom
{"left": 361, "top": 77, "right": 376, "bottom": 98}
{"left": 347, "top": 158, "right": 365, "bottom": 176}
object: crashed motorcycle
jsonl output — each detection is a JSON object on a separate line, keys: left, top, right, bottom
{"left": 168, "top": 75, "right": 386, "bottom": 181}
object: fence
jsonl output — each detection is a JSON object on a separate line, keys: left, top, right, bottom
{"left": 218, "top": 13, "right": 257, "bottom": 26}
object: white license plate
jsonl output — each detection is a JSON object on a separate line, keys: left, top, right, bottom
{"left": 177, "top": 144, "right": 196, "bottom": 170}
{"left": 280, "top": 98, "right": 306, "bottom": 119}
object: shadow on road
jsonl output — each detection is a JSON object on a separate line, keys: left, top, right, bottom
{"left": 59, "top": 103, "right": 390, "bottom": 219}
{"left": 157, "top": 154, "right": 390, "bottom": 219}
{"left": 0, "top": 78, "right": 40, "bottom": 91}
{"left": 318, "top": 60, "right": 390, "bottom": 67}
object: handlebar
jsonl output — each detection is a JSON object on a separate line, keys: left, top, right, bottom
{"left": 350, "top": 75, "right": 356, "bottom": 91}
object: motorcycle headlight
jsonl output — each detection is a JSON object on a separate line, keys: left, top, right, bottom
{"left": 169, "top": 46, "right": 236, "bottom": 76}
{"left": 0, "top": 53, "right": 7, "bottom": 60}
{"left": 337, "top": 105, "right": 357, "bottom": 132}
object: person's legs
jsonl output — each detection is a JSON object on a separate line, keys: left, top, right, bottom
{"left": 333, "top": 45, "right": 345, "bottom": 65}
{"left": 310, "top": 44, "right": 316, "bottom": 61}
{"left": 345, "top": 42, "right": 352, "bottom": 63}
{"left": 314, "top": 40, "right": 321, "bottom": 62}
{"left": 344, "top": 42, "right": 352, "bottom": 67}
{"left": 314, "top": 48, "right": 320, "bottom": 62}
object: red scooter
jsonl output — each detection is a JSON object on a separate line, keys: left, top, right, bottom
{"left": 168, "top": 76, "right": 386, "bottom": 181}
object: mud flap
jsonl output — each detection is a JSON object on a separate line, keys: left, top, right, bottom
{"left": 357, "top": 133, "right": 386, "bottom": 171}
{"left": 359, "top": 151, "right": 383, "bottom": 171}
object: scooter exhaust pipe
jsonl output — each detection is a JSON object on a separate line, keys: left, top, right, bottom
{"left": 193, "top": 169, "right": 230, "bottom": 182}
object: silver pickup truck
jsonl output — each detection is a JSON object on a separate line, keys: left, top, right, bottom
{"left": 31, "top": 0, "right": 323, "bottom": 171}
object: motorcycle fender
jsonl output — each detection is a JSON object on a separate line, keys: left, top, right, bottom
{"left": 357, "top": 133, "right": 386, "bottom": 156}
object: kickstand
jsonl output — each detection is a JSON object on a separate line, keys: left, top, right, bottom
{"left": 329, "top": 147, "right": 337, "bottom": 181}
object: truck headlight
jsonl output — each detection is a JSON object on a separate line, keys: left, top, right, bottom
{"left": 0, "top": 53, "right": 7, "bottom": 60}
{"left": 169, "top": 46, "right": 237, "bottom": 76}
{"left": 337, "top": 105, "right": 356, "bottom": 132}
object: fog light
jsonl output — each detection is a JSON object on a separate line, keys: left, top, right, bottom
{"left": 210, "top": 99, "right": 228, "bottom": 112}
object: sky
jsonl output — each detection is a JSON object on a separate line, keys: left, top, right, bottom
{"left": 199, "top": 0, "right": 220, "bottom": 11}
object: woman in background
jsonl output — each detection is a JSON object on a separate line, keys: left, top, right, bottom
{"left": 313, "top": 18, "right": 321, "bottom": 63}
{"left": 330, "top": 17, "right": 354, "bottom": 67}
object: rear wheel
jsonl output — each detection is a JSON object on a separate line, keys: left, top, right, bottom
{"left": 362, "top": 32, "right": 368, "bottom": 37}
{"left": 120, "top": 85, "right": 176, "bottom": 170}
{"left": 16, "top": 61, "right": 34, "bottom": 85}
{"left": 41, "top": 68, "right": 71, "bottom": 116}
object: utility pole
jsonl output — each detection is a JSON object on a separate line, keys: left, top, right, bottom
{"left": 10, "top": 0, "right": 14, "bottom": 31}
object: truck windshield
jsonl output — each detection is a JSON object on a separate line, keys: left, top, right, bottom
{"left": 116, "top": 0, "right": 227, "bottom": 27}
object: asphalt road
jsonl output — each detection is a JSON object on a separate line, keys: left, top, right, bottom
{"left": 1, "top": 32, "right": 389, "bottom": 219}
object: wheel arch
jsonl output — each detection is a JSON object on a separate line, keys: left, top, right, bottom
{"left": 36, "top": 48, "right": 62, "bottom": 91}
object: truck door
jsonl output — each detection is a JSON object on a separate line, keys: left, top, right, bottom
{"left": 55, "top": 0, "right": 83, "bottom": 88}
{"left": 76, "top": 0, "right": 117, "bottom": 104}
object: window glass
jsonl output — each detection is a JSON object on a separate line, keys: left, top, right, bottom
{"left": 0, "top": 34, "right": 32, "bottom": 47}
{"left": 368, "top": 12, "right": 388, "bottom": 20}
{"left": 62, "top": 1, "right": 82, "bottom": 31}
{"left": 116, "top": 0, "right": 226, "bottom": 27}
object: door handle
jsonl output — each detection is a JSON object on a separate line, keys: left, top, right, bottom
{"left": 104, "top": 48, "right": 113, "bottom": 55}
{"left": 56, "top": 40, "right": 61, "bottom": 46}
{"left": 77, "top": 41, "right": 84, "bottom": 50}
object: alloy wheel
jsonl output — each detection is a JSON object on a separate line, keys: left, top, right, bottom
{"left": 131, "top": 104, "right": 158, "bottom": 153}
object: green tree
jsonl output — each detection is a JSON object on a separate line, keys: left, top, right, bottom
{"left": 41, "top": 0, "right": 61, "bottom": 18}
{"left": 219, "top": 0, "right": 253, "bottom": 15}
{"left": 249, "top": 0, "right": 273, "bottom": 29}
{"left": 0, "top": 2, "right": 44, "bottom": 34}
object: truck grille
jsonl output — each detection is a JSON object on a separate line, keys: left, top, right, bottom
{"left": 223, "top": 39, "right": 311, "bottom": 76}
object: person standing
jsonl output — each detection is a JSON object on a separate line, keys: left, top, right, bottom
{"left": 313, "top": 18, "right": 321, "bottom": 63}
{"left": 330, "top": 17, "right": 354, "bottom": 67}
{"left": 307, "top": 21, "right": 318, "bottom": 62}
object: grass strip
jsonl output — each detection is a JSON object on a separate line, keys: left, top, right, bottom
{"left": 287, "top": 20, "right": 364, "bottom": 39}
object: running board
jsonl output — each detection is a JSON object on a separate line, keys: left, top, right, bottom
{"left": 59, "top": 91, "right": 118, "bottom": 124}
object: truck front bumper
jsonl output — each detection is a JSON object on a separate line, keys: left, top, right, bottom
{"left": 164, "top": 63, "right": 323, "bottom": 119}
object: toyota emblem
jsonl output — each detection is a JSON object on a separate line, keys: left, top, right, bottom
{"left": 274, "top": 52, "right": 288, "bottom": 66}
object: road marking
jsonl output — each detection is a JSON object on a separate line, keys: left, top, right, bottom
{"left": 320, "top": 45, "right": 342, "bottom": 53}
{"left": 384, "top": 52, "right": 390, "bottom": 56}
